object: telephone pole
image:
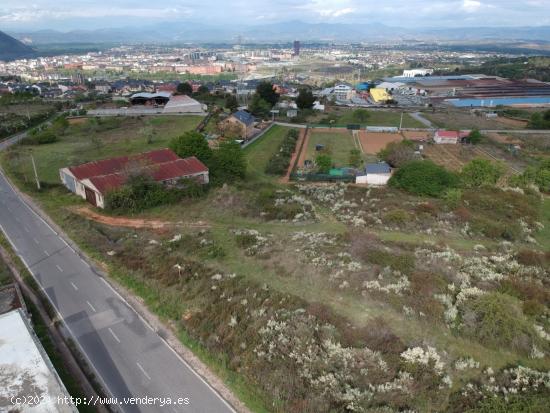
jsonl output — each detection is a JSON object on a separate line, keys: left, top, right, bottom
{"left": 31, "top": 154, "right": 41, "bottom": 190}
{"left": 399, "top": 112, "right": 404, "bottom": 131}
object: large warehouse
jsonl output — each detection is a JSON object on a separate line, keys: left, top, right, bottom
{"left": 163, "top": 95, "right": 205, "bottom": 114}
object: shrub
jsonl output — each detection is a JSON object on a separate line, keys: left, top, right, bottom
{"left": 383, "top": 209, "right": 411, "bottom": 225}
{"left": 442, "top": 188, "right": 463, "bottom": 209}
{"left": 461, "top": 159, "right": 505, "bottom": 188}
{"left": 265, "top": 130, "right": 299, "bottom": 176}
{"left": 388, "top": 160, "right": 459, "bottom": 197}
{"left": 169, "top": 131, "right": 213, "bottom": 164}
{"left": 365, "top": 249, "right": 416, "bottom": 274}
{"left": 516, "top": 249, "right": 548, "bottom": 267}
{"left": 104, "top": 174, "right": 195, "bottom": 213}
{"left": 316, "top": 154, "right": 332, "bottom": 174}
{"left": 378, "top": 140, "right": 416, "bottom": 168}
{"left": 460, "top": 292, "right": 537, "bottom": 353}
{"left": 21, "top": 130, "right": 58, "bottom": 145}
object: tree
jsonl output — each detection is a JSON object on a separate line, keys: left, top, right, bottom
{"left": 296, "top": 88, "right": 315, "bottom": 110}
{"left": 461, "top": 159, "right": 505, "bottom": 188}
{"left": 466, "top": 129, "right": 484, "bottom": 144}
{"left": 210, "top": 140, "right": 246, "bottom": 183}
{"left": 510, "top": 158, "right": 550, "bottom": 193}
{"left": 177, "top": 82, "right": 193, "bottom": 95}
{"left": 225, "top": 94, "right": 238, "bottom": 111}
{"left": 255, "top": 81, "right": 279, "bottom": 107}
{"left": 378, "top": 140, "right": 416, "bottom": 168}
{"left": 197, "top": 85, "right": 210, "bottom": 95}
{"left": 169, "top": 131, "right": 212, "bottom": 164}
{"left": 528, "top": 110, "right": 550, "bottom": 129}
{"left": 352, "top": 109, "right": 370, "bottom": 123}
{"left": 316, "top": 154, "right": 332, "bottom": 174}
{"left": 248, "top": 94, "right": 271, "bottom": 118}
{"left": 349, "top": 149, "right": 362, "bottom": 168}
{"left": 389, "top": 160, "right": 459, "bottom": 197}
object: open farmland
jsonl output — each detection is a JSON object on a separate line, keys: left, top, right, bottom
{"left": 422, "top": 109, "right": 525, "bottom": 130}
{"left": 304, "top": 128, "right": 357, "bottom": 167}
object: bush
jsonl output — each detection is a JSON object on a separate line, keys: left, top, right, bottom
{"left": 365, "top": 249, "right": 416, "bottom": 274}
{"left": 378, "top": 140, "right": 416, "bottom": 168}
{"left": 264, "top": 130, "right": 300, "bottom": 176}
{"left": 389, "top": 160, "right": 459, "bottom": 197}
{"left": 460, "top": 292, "right": 537, "bottom": 353}
{"left": 461, "top": 159, "right": 505, "bottom": 188}
{"left": 442, "top": 188, "right": 463, "bottom": 209}
{"left": 21, "top": 129, "right": 58, "bottom": 145}
{"left": 316, "top": 154, "right": 332, "bottom": 174}
{"left": 104, "top": 174, "right": 201, "bottom": 213}
{"left": 383, "top": 209, "right": 411, "bottom": 225}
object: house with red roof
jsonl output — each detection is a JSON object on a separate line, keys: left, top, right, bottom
{"left": 434, "top": 130, "right": 470, "bottom": 144}
{"left": 59, "top": 148, "right": 208, "bottom": 208}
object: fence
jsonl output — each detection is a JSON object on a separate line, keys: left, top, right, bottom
{"left": 289, "top": 172, "right": 355, "bottom": 183}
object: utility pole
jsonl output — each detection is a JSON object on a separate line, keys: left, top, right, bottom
{"left": 31, "top": 154, "right": 41, "bottom": 190}
{"left": 399, "top": 112, "right": 404, "bottom": 131}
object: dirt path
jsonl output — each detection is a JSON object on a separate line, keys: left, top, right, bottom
{"left": 281, "top": 128, "right": 308, "bottom": 183}
{"left": 70, "top": 206, "right": 209, "bottom": 230}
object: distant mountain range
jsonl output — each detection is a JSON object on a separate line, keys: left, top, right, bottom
{"left": 5, "top": 21, "right": 550, "bottom": 45}
{"left": 0, "top": 31, "right": 36, "bottom": 60}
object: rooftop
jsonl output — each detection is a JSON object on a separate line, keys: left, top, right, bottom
{"left": 232, "top": 110, "right": 255, "bottom": 126}
{"left": 365, "top": 162, "right": 391, "bottom": 174}
{"left": 0, "top": 309, "right": 77, "bottom": 413}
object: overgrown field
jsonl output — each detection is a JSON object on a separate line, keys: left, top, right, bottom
{"left": 2, "top": 123, "right": 549, "bottom": 413}
{"left": 316, "top": 108, "right": 425, "bottom": 128}
{"left": 3, "top": 115, "right": 202, "bottom": 184}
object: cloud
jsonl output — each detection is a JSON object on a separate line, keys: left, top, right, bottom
{"left": 461, "top": 0, "right": 482, "bottom": 13}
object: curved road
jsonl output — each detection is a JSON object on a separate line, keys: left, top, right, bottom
{"left": 0, "top": 157, "right": 234, "bottom": 411}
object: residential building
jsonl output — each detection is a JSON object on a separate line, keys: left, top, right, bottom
{"left": 222, "top": 110, "right": 256, "bottom": 139}
{"left": 434, "top": 130, "right": 470, "bottom": 144}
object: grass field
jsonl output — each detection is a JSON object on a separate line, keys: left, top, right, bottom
{"left": 328, "top": 108, "right": 426, "bottom": 128}
{"left": 305, "top": 129, "right": 357, "bottom": 167}
{"left": 4, "top": 116, "right": 201, "bottom": 185}
{"left": 243, "top": 125, "right": 292, "bottom": 181}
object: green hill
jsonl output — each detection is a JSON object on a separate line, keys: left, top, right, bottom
{"left": 0, "top": 31, "right": 36, "bottom": 61}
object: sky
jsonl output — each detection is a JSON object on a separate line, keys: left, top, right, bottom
{"left": 1, "top": 0, "right": 550, "bottom": 31}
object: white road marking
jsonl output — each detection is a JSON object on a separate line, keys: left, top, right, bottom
{"left": 24, "top": 226, "right": 30, "bottom": 233}
{"left": 70, "top": 282, "right": 78, "bottom": 291}
{"left": 33, "top": 238, "right": 39, "bottom": 244}
{"left": 108, "top": 327, "right": 121, "bottom": 343}
{"left": 56, "top": 264, "right": 63, "bottom": 272}
{"left": 44, "top": 250, "right": 49, "bottom": 256}
{"left": 136, "top": 362, "right": 151, "bottom": 380}
{"left": 86, "top": 301, "right": 97, "bottom": 313}
{"left": 80, "top": 257, "right": 90, "bottom": 268}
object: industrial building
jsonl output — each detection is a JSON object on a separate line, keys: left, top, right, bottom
{"left": 129, "top": 91, "right": 172, "bottom": 105}
{"left": 59, "top": 149, "right": 209, "bottom": 208}
{"left": 163, "top": 95, "right": 205, "bottom": 114}
{"left": 370, "top": 88, "right": 391, "bottom": 103}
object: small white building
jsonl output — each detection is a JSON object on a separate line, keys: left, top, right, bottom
{"left": 434, "top": 130, "right": 470, "bottom": 144}
{"left": 356, "top": 162, "right": 392, "bottom": 185}
{"left": 402, "top": 69, "right": 434, "bottom": 78}
{"left": 333, "top": 84, "right": 354, "bottom": 101}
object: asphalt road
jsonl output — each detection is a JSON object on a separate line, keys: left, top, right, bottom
{"left": 0, "top": 174, "right": 234, "bottom": 412}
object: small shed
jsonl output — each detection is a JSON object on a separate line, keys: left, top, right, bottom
{"left": 356, "top": 162, "right": 392, "bottom": 185}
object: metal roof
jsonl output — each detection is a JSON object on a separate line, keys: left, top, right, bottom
{"left": 86, "top": 157, "right": 208, "bottom": 195}
{"left": 130, "top": 91, "right": 172, "bottom": 99}
{"left": 232, "top": 110, "right": 255, "bottom": 126}
{"left": 67, "top": 148, "right": 180, "bottom": 180}
{"left": 365, "top": 162, "right": 391, "bottom": 174}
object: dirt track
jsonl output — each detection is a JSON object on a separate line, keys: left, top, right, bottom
{"left": 70, "top": 206, "right": 209, "bottom": 230}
